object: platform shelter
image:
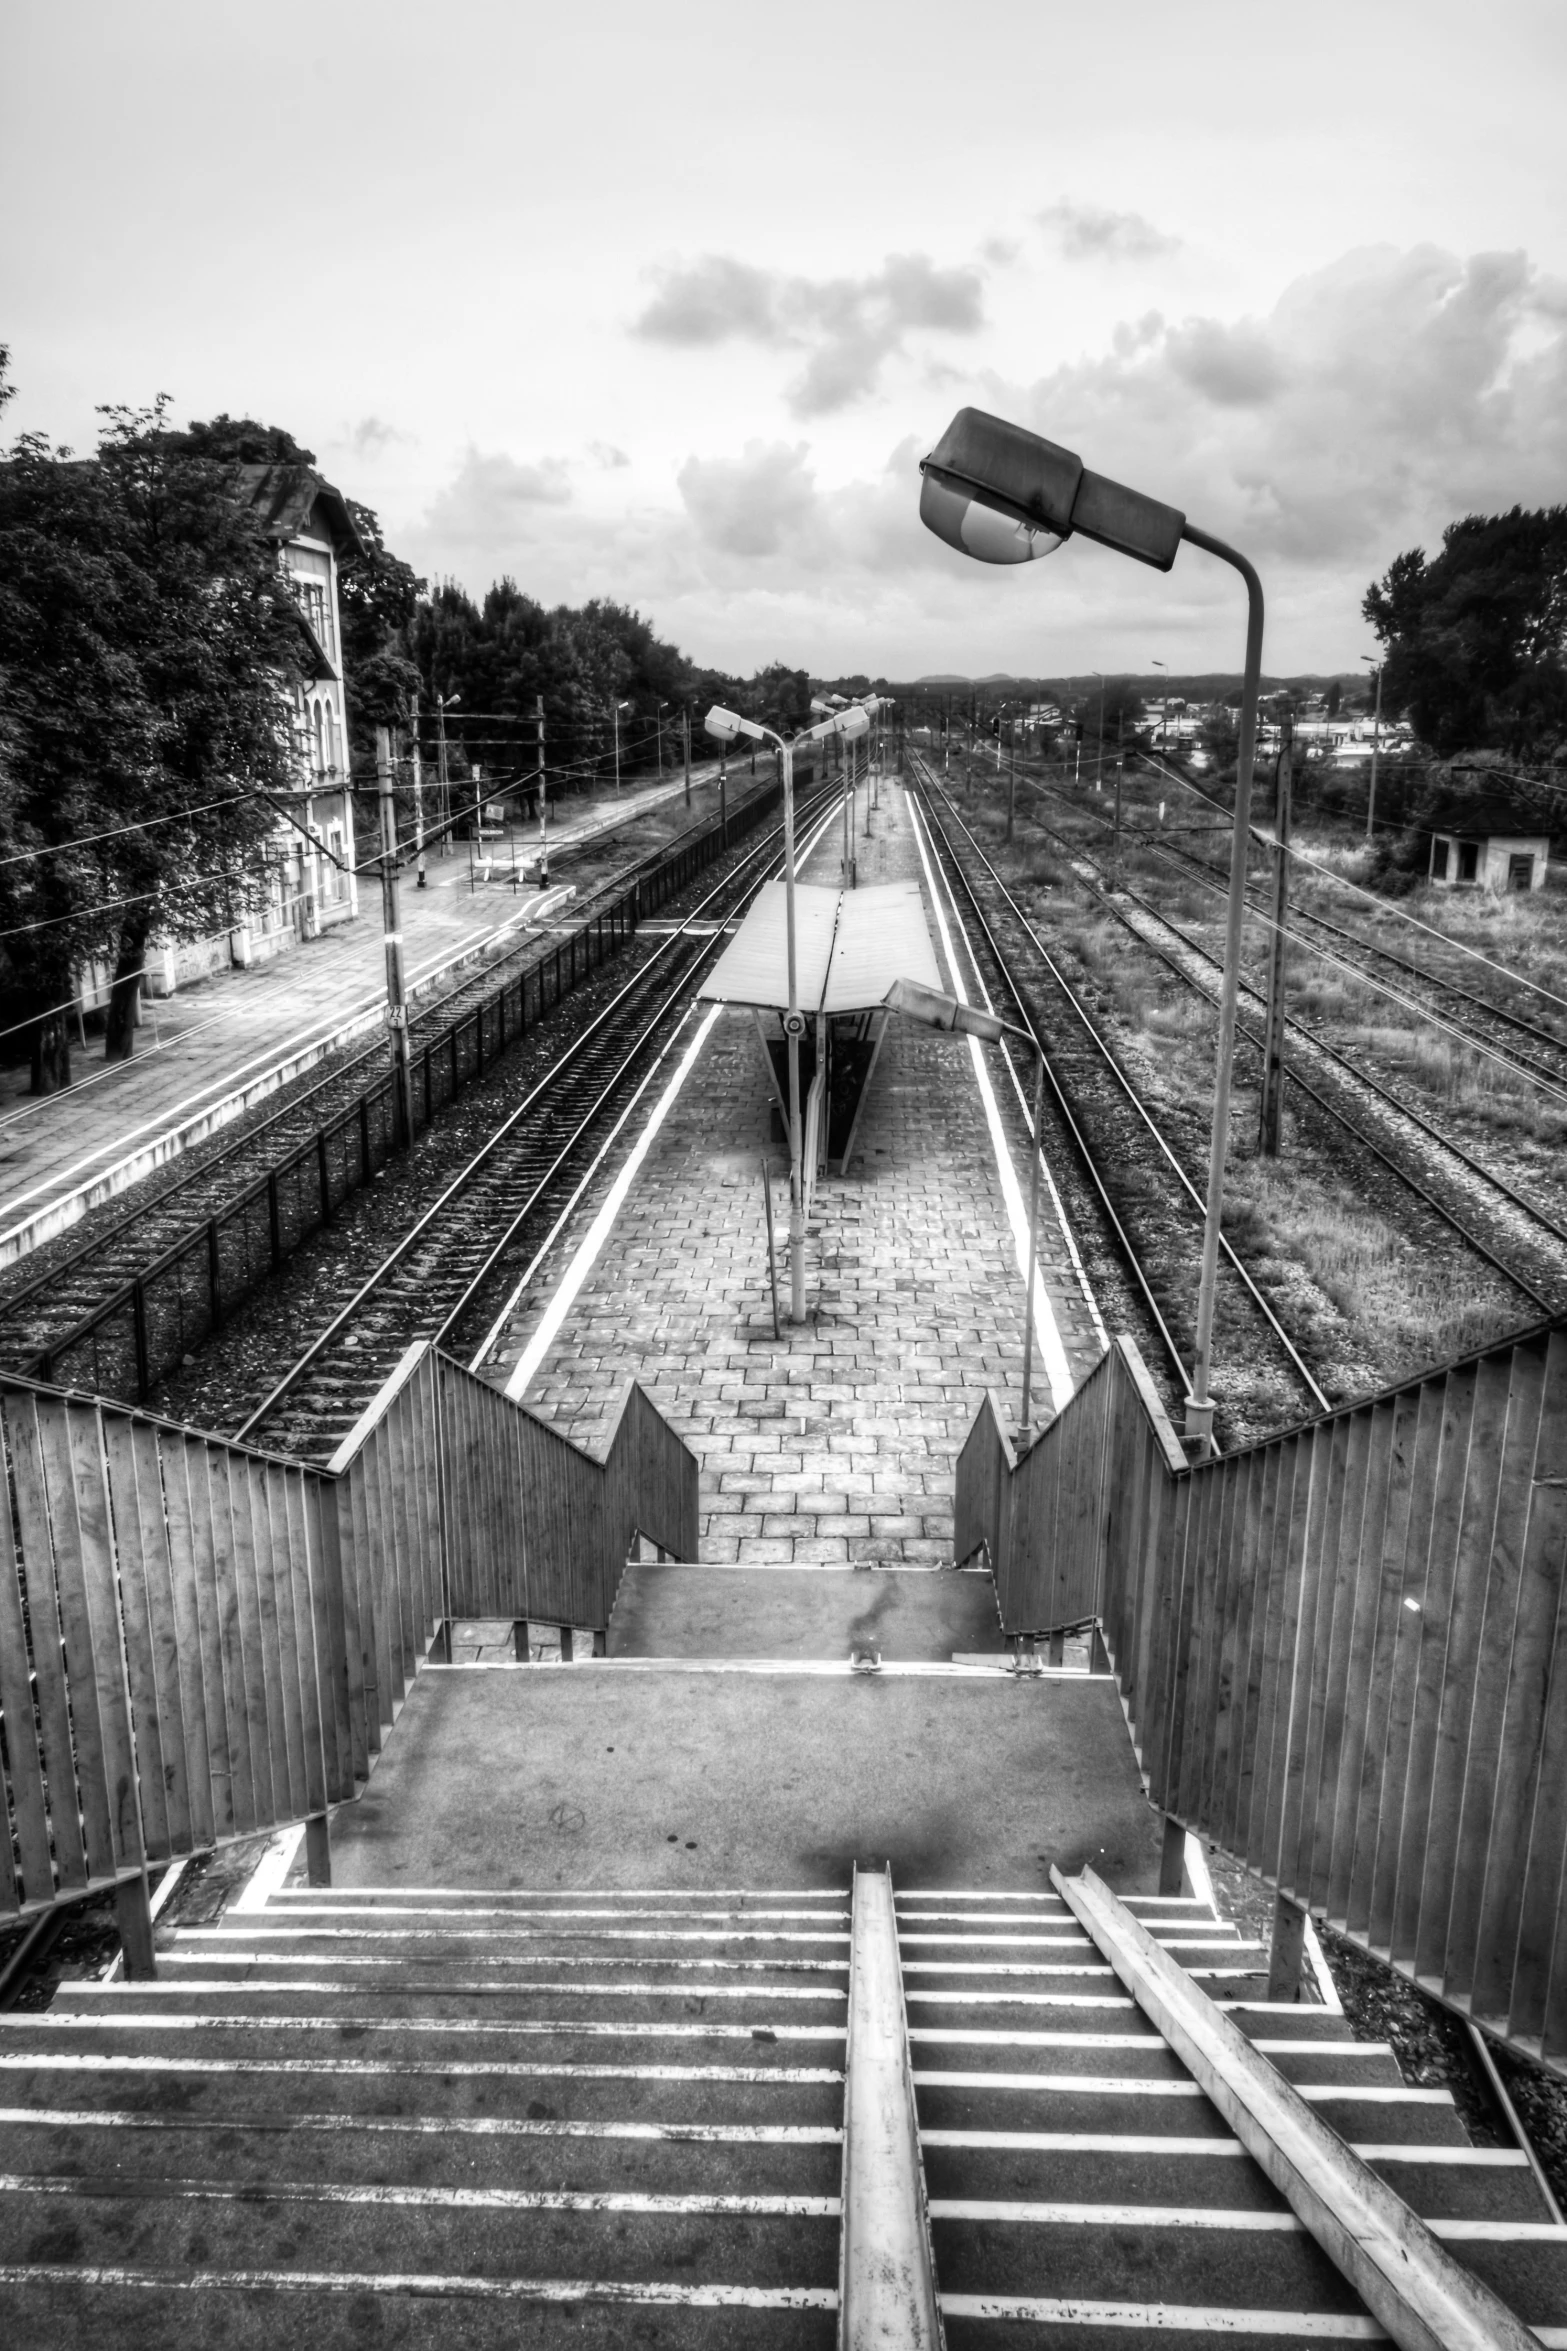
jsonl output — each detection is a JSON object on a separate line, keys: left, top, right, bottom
{"left": 698, "top": 877, "right": 942, "bottom": 1187}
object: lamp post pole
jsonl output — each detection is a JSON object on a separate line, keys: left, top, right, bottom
{"left": 1152, "top": 658, "right": 1167, "bottom": 766}
{"left": 376, "top": 725, "right": 413, "bottom": 1151}
{"left": 1182, "top": 526, "right": 1263, "bottom": 1454}
{"left": 779, "top": 735, "right": 806, "bottom": 1322}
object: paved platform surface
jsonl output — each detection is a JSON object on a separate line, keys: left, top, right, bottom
{"left": 329, "top": 1664, "right": 1161, "bottom": 1895}
{"left": 606, "top": 1561, "right": 1008, "bottom": 1659}
{"left": 0, "top": 767, "right": 722, "bottom": 1246}
{"left": 483, "top": 778, "right": 1107, "bottom": 1563}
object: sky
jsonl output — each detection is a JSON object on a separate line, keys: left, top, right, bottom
{"left": 4, "top": 0, "right": 1565, "bottom": 682}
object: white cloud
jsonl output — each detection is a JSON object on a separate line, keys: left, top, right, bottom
{"left": 632, "top": 250, "right": 986, "bottom": 414}
{"left": 677, "top": 441, "right": 818, "bottom": 557}
{"left": 1039, "top": 202, "right": 1180, "bottom": 262}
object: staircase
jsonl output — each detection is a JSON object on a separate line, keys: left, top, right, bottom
{"left": 899, "top": 1880, "right": 1567, "bottom": 2344}
{"left": 0, "top": 1875, "right": 848, "bottom": 2345}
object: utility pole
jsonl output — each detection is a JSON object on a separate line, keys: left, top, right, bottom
{"left": 410, "top": 692, "right": 426, "bottom": 888}
{"left": 1259, "top": 713, "right": 1292, "bottom": 1156}
{"left": 1366, "top": 660, "right": 1383, "bottom": 840}
{"left": 612, "top": 702, "right": 622, "bottom": 795}
{"left": 683, "top": 704, "right": 692, "bottom": 807}
{"left": 1114, "top": 714, "right": 1124, "bottom": 861}
{"left": 535, "top": 696, "right": 548, "bottom": 887}
{"left": 719, "top": 747, "right": 728, "bottom": 844}
{"left": 1007, "top": 715, "right": 1017, "bottom": 843}
{"left": 376, "top": 726, "right": 413, "bottom": 1150}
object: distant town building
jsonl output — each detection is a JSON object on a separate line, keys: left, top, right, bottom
{"left": 1425, "top": 792, "right": 1551, "bottom": 893}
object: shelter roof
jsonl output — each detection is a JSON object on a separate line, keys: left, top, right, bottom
{"left": 1425, "top": 790, "right": 1552, "bottom": 839}
{"left": 699, "top": 880, "right": 942, "bottom": 1016}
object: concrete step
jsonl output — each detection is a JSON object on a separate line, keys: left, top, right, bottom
{"left": 0, "top": 2278, "right": 838, "bottom": 2351}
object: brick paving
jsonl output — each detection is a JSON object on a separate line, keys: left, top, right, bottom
{"left": 485, "top": 776, "right": 1107, "bottom": 1565}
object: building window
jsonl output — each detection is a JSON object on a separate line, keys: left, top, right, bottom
{"left": 1458, "top": 841, "right": 1479, "bottom": 883}
{"left": 1431, "top": 839, "right": 1449, "bottom": 880}
{"left": 1508, "top": 853, "right": 1534, "bottom": 892}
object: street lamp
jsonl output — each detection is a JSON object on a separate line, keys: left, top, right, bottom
{"left": 1360, "top": 654, "right": 1383, "bottom": 841}
{"left": 1150, "top": 658, "right": 1168, "bottom": 765}
{"left": 883, "top": 977, "right": 1051, "bottom": 1442}
{"left": 612, "top": 698, "right": 632, "bottom": 795}
{"left": 920, "top": 405, "right": 1264, "bottom": 1454}
{"left": 705, "top": 701, "right": 870, "bottom": 1326}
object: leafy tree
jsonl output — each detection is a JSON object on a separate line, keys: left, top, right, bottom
{"left": 0, "top": 372, "right": 307, "bottom": 1084}
{"left": 1364, "top": 508, "right": 1567, "bottom": 760}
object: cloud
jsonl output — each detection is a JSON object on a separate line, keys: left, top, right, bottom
{"left": 1039, "top": 201, "right": 1180, "bottom": 262}
{"left": 677, "top": 441, "right": 818, "bottom": 557}
{"left": 632, "top": 250, "right": 985, "bottom": 414}
{"left": 339, "top": 415, "right": 409, "bottom": 458}
{"left": 589, "top": 441, "right": 631, "bottom": 469}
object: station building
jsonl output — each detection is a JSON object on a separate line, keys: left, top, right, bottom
{"left": 1425, "top": 789, "right": 1553, "bottom": 892}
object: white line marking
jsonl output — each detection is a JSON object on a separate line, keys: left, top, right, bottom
{"left": 11, "top": 2014, "right": 846, "bottom": 2042}
{"left": 231, "top": 1825, "right": 307, "bottom": 1915}
{"left": 0, "top": 2108, "right": 843, "bottom": 2144}
{"left": 0, "top": 2266, "right": 837, "bottom": 2311}
{"left": 930, "top": 2200, "right": 1302, "bottom": 2230}
{"left": 919, "top": 2132, "right": 1529, "bottom": 2165}
{"left": 265, "top": 1884, "right": 848, "bottom": 1901}
{"left": 502, "top": 1002, "right": 722, "bottom": 1398}
{"left": 937, "top": 2294, "right": 1386, "bottom": 2335}
{"left": 906, "top": 788, "right": 1075, "bottom": 1412}
{"left": 200, "top": 1902, "right": 849, "bottom": 1925}
{"left": 4, "top": 2173, "right": 839, "bottom": 2218}
{"left": 912, "top": 2072, "right": 1452, "bottom": 2102}
{"left": 163, "top": 1926, "right": 851, "bottom": 1944}
{"left": 83, "top": 1978, "right": 847, "bottom": 2002}
{"left": 0, "top": 2054, "right": 843, "bottom": 2082}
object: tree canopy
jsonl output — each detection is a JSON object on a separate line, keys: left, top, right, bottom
{"left": 1364, "top": 507, "right": 1567, "bottom": 762}
{"left": 0, "top": 370, "right": 310, "bottom": 1082}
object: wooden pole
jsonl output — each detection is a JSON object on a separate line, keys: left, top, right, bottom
{"left": 683, "top": 705, "right": 692, "bottom": 807}
{"left": 1259, "top": 713, "right": 1292, "bottom": 1157}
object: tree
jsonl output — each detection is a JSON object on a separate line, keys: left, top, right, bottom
{"left": 1364, "top": 508, "right": 1567, "bottom": 760}
{"left": 0, "top": 375, "right": 308, "bottom": 1083}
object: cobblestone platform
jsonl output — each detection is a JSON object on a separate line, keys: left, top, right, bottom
{"left": 486, "top": 777, "right": 1107, "bottom": 1565}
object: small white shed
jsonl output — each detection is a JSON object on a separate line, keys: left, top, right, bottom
{"left": 1427, "top": 795, "right": 1551, "bottom": 893}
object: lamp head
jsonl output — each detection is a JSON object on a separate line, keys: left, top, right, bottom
{"left": 705, "top": 705, "right": 764, "bottom": 746}
{"left": 920, "top": 406, "right": 1185, "bottom": 573}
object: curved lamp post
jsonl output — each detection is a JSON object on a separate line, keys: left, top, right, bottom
{"left": 919, "top": 406, "right": 1264, "bottom": 1455}
{"left": 705, "top": 701, "right": 870, "bottom": 1325}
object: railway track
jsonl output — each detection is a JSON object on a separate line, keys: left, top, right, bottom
{"left": 0, "top": 770, "right": 792, "bottom": 1406}
{"left": 984, "top": 768, "right": 1567, "bottom": 1318}
{"left": 225, "top": 783, "right": 844, "bottom": 1460}
{"left": 909, "top": 757, "right": 1331, "bottom": 1441}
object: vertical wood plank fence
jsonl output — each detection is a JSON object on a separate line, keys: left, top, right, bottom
{"left": 0, "top": 1346, "right": 697, "bottom": 1924}
{"left": 955, "top": 1318, "right": 1567, "bottom": 2076}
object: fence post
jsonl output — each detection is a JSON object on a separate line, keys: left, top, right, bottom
{"left": 115, "top": 1869, "right": 157, "bottom": 1979}
{"left": 1159, "top": 1813, "right": 1186, "bottom": 1897}
{"left": 513, "top": 1618, "right": 531, "bottom": 1662}
{"left": 1268, "top": 1892, "right": 1308, "bottom": 2002}
{"left": 305, "top": 1813, "right": 332, "bottom": 1887}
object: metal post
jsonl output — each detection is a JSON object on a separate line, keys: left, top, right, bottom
{"left": 1158, "top": 1814, "right": 1186, "bottom": 1897}
{"left": 683, "top": 705, "right": 692, "bottom": 808}
{"left": 1018, "top": 1049, "right": 1045, "bottom": 1445}
{"left": 1096, "top": 677, "right": 1105, "bottom": 789}
{"left": 842, "top": 731, "right": 853, "bottom": 888}
{"left": 1259, "top": 713, "right": 1292, "bottom": 1157}
{"left": 613, "top": 702, "right": 621, "bottom": 795}
{"left": 1366, "top": 661, "right": 1383, "bottom": 841}
{"left": 435, "top": 695, "right": 451, "bottom": 857}
{"left": 1181, "top": 526, "right": 1264, "bottom": 1453}
{"left": 781, "top": 741, "right": 806, "bottom": 1325}
{"left": 1007, "top": 717, "right": 1017, "bottom": 843}
{"left": 1268, "top": 1891, "right": 1307, "bottom": 2003}
{"left": 376, "top": 725, "right": 413, "bottom": 1152}
{"left": 535, "top": 695, "right": 548, "bottom": 885}
{"left": 719, "top": 752, "right": 728, "bottom": 844}
{"left": 761, "top": 1156, "right": 781, "bottom": 1339}
{"left": 410, "top": 692, "right": 425, "bottom": 887}
{"left": 305, "top": 1813, "right": 331, "bottom": 1887}
{"left": 116, "top": 1869, "right": 157, "bottom": 1979}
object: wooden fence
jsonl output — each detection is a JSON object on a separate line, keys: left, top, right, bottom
{"left": 0, "top": 1348, "right": 698, "bottom": 1923}
{"left": 955, "top": 1318, "right": 1567, "bottom": 2074}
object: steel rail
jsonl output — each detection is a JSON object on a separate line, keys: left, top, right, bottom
{"left": 1003, "top": 790, "right": 1560, "bottom": 1316}
{"left": 233, "top": 781, "right": 845, "bottom": 1442}
{"left": 912, "top": 758, "right": 1330, "bottom": 1415}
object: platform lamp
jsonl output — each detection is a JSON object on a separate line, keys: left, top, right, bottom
{"left": 883, "top": 977, "right": 1051, "bottom": 1444}
{"left": 705, "top": 702, "right": 870, "bottom": 1326}
{"left": 919, "top": 406, "right": 1266, "bottom": 1455}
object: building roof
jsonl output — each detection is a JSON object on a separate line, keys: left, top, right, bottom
{"left": 229, "top": 462, "right": 363, "bottom": 562}
{"left": 1425, "top": 790, "right": 1551, "bottom": 840}
{"left": 699, "top": 881, "right": 942, "bottom": 1016}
